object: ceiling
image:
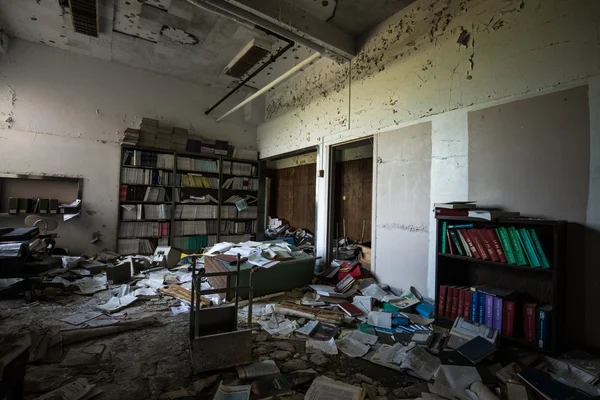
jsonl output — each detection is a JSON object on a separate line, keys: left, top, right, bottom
{"left": 0, "top": 0, "right": 416, "bottom": 96}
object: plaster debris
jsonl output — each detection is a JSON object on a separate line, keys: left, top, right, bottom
{"left": 160, "top": 26, "right": 199, "bottom": 45}
{"left": 378, "top": 223, "right": 428, "bottom": 233}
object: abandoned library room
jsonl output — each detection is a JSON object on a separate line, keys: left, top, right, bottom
{"left": 0, "top": 0, "right": 599, "bottom": 399}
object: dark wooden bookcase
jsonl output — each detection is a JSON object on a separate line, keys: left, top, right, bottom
{"left": 434, "top": 216, "right": 566, "bottom": 355}
{"left": 118, "top": 146, "right": 263, "bottom": 255}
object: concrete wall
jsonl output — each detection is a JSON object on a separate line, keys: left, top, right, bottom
{"left": 0, "top": 39, "right": 257, "bottom": 255}
{"left": 256, "top": 0, "right": 600, "bottom": 346}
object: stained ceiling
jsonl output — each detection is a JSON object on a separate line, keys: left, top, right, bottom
{"left": 0, "top": 0, "right": 416, "bottom": 97}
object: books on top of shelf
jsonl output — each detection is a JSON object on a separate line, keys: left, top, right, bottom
{"left": 468, "top": 210, "right": 521, "bottom": 221}
{"left": 434, "top": 201, "right": 477, "bottom": 209}
{"left": 441, "top": 223, "right": 551, "bottom": 269}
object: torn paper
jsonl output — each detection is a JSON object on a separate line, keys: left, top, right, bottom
{"left": 336, "top": 337, "right": 370, "bottom": 358}
{"left": 306, "top": 338, "right": 338, "bottom": 355}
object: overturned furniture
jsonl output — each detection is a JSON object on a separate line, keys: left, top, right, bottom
{"left": 189, "top": 255, "right": 254, "bottom": 373}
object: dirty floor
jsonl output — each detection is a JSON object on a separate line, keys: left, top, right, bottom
{"left": 0, "top": 288, "right": 424, "bottom": 399}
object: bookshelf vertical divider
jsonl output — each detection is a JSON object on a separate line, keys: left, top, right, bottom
{"left": 434, "top": 216, "right": 566, "bottom": 355}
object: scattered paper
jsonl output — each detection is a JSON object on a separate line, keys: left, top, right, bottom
{"left": 306, "top": 338, "right": 338, "bottom": 355}
{"left": 402, "top": 346, "right": 441, "bottom": 381}
{"left": 367, "top": 311, "right": 392, "bottom": 329}
{"left": 205, "top": 242, "right": 236, "bottom": 255}
{"left": 309, "top": 285, "right": 355, "bottom": 299}
{"left": 344, "top": 330, "right": 378, "bottom": 345}
{"left": 391, "top": 342, "right": 417, "bottom": 365}
{"left": 72, "top": 276, "right": 108, "bottom": 295}
{"left": 96, "top": 295, "right": 137, "bottom": 314}
{"left": 403, "top": 312, "right": 435, "bottom": 326}
{"left": 213, "top": 381, "right": 251, "bottom": 400}
{"left": 60, "top": 311, "right": 103, "bottom": 326}
{"left": 361, "top": 284, "right": 388, "bottom": 301}
{"left": 258, "top": 314, "right": 297, "bottom": 336}
{"left": 171, "top": 302, "right": 190, "bottom": 315}
{"left": 352, "top": 296, "right": 372, "bottom": 314}
{"left": 304, "top": 376, "right": 365, "bottom": 400}
{"left": 336, "top": 337, "right": 370, "bottom": 358}
{"left": 133, "top": 287, "right": 159, "bottom": 299}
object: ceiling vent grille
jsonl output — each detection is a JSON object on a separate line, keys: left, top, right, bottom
{"left": 224, "top": 38, "right": 271, "bottom": 79}
{"left": 69, "top": 0, "right": 99, "bottom": 37}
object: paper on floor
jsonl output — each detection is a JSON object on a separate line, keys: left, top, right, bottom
{"left": 361, "top": 284, "right": 388, "bottom": 301}
{"left": 306, "top": 338, "right": 338, "bottom": 355}
{"left": 60, "top": 311, "right": 103, "bottom": 326}
{"left": 336, "top": 337, "right": 370, "bottom": 358}
{"left": 343, "top": 330, "right": 378, "bottom": 345}
{"left": 304, "top": 376, "right": 365, "bottom": 400}
{"left": 213, "top": 381, "right": 251, "bottom": 400}
{"left": 96, "top": 295, "right": 137, "bottom": 314}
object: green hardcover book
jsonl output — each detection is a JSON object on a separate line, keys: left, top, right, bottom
{"left": 496, "top": 227, "right": 516, "bottom": 264}
{"left": 441, "top": 221, "right": 448, "bottom": 253}
{"left": 449, "top": 229, "right": 466, "bottom": 256}
{"left": 529, "top": 229, "right": 550, "bottom": 268}
{"left": 506, "top": 227, "right": 528, "bottom": 266}
{"left": 517, "top": 229, "right": 541, "bottom": 267}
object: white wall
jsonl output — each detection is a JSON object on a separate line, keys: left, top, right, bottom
{"left": 0, "top": 39, "right": 257, "bottom": 254}
{"left": 257, "top": 0, "right": 600, "bottom": 344}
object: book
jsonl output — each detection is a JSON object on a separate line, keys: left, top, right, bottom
{"left": 463, "top": 289, "right": 471, "bottom": 319}
{"left": 487, "top": 229, "right": 507, "bottom": 263}
{"left": 507, "top": 227, "right": 528, "bottom": 266}
{"left": 460, "top": 229, "right": 480, "bottom": 259}
{"left": 451, "top": 287, "right": 460, "bottom": 318}
{"left": 445, "top": 286, "right": 454, "bottom": 316}
{"left": 250, "top": 374, "right": 293, "bottom": 400}
{"left": 436, "top": 209, "right": 469, "bottom": 217}
{"left": 8, "top": 197, "right": 18, "bottom": 214}
{"left": 447, "top": 224, "right": 475, "bottom": 229}
{"left": 38, "top": 198, "right": 49, "bottom": 214}
{"left": 469, "top": 228, "right": 489, "bottom": 260}
{"left": 338, "top": 302, "right": 364, "bottom": 317}
{"left": 485, "top": 294, "right": 494, "bottom": 327}
{"left": 517, "top": 368, "right": 589, "bottom": 400}
{"left": 237, "top": 360, "right": 280, "bottom": 380}
{"left": 457, "top": 336, "right": 497, "bottom": 364}
{"left": 18, "top": 198, "right": 33, "bottom": 213}
{"left": 449, "top": 230, "right": 465, "bottom": 256}
{"left": 438, "top": 285, "right": 447, "bottom": 317}
{"left": 335, "top": 275, "right": 355, "bottom": 293}
{"left": 496, "top": 227, "right": 516, "bottom": 264}
{"left": 518, "top": 229, "right": 541, "bottom": 267}
{"left": 470, "top": 291, "right": 479, "bottom": 322}
{"left": 457, "top": 287, "right": 466, "bottom": 317}
{"left": 446, "top": 229, "right": 454, "bottom": 254}
{"left": 493, "top": 297, "right": 503, "bottom": 332}
{"left": 49, "top": 199, "right": 58, "bottom": 214}
{"left": 506, "top": 382, "right": 529, "bottom": 400}
{"left": 434, "top": 201, "right": 476, "bottom": 209}
{"left": 477, "top": 229, "right": 499, "bottom": 262}
{"left": 450, "top": 317, "right": 499, "bottom": 345}
{"left": 537, "top": 305, "right": 552, "bottom": 350}
{"left": 523, "top": 303, "right": 537, "bottom": 344}
{"left": 503, "top": 300, "right": 516, "bottom": 337}
{"left": 468, "top": 210, "right": 520, "bottom": 220}
{"left": 478, "top": 292, "right": 486, "bottom": 324}
{"left": 529, "top": 229, "right": 551, "bottom": 268}
{"left": 441, "top": 221, "right": 448, "bottom": 254}
{"left": 456, "top": 231, "right": 472, "bottom": 257}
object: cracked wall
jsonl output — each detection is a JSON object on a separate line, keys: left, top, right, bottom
{"left": 0, "top": 39, "right": 257, "bottom": 254}
{"left": 258, "top": 0, "right": 600, "bottom": 157}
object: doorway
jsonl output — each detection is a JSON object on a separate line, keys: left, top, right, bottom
{"left": 327, "top": 138, "right": 374, "bottom": 264}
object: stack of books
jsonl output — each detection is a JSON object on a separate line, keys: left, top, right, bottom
{"left": 117, "top": 238, "right": 156, "bottom": 255}
{"left": 171, "top": 235, "right": 217, "bottom": 251}
{"left": 121, "top": 129, "right": 140, "bottom": 146}
{"left": 438, "top": 284, "right": 553, "bottom": 350}
{"left": 177, "top": 174, "right": 219, "bottom": 188}
{"left": 441, "top": 222, "right": 551, "bottom": 268}
{"left": 174, "top": 204, "right": 218, "bottom": 219}
{"left": 121, "top": 168, "right": 173, "bottom": 186}
{"left": 171, "top": 127, "right": 188, "bottom": 152}
{"left": 435, "top": 202, "right": 519, "bottom": 220}
{"left": 118, "top": 221, "right": 169, "bottom": 238}
{"left": 238, "top": 206, "right": 258, "bottom": 219}
{"left": 177, "top": 157, "right": 218, "bottom": 173}
{"left": 220, "top": 206, "right": 238, "bottom": 219}
{"left": 222, "top": 177, "right": 259, "bottom": 191}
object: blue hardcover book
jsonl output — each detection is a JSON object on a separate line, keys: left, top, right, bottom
{"left": 485, "top": 295, "right": 494, "bottom": 327}
{"left": 493, "top": 297, "right": 503, "bottom": 332}
{"left": 478, "top": 293, "right": 486, "bottom": 324}
{"left": 537, "top": 305, "right": 552, "bottom": 350}
{"left": 441, "top": 221, "right": 448, "bottom": 253}
{"left": 447, "top": 224, "right": 475, "bottom": 229}
{"left": 470, "top": 291, "right": 479, "bottom": 321}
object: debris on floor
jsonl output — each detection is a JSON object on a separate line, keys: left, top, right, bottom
{"left": 1, "top": 243, "right": 599, "bottom": 400}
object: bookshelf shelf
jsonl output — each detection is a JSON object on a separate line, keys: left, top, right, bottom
{"left": 118, "top": 147, "right": 264, "bottom": 255}
{"left": 438, "top": 253, "right": 554, "bottom": 274}
{"left": 434, "top": 215, "right": 566, "bottom": 355}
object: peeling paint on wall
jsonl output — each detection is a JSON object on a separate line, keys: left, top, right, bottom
{"left": 258, "top": 0, "right": 600, "bottom": 159}
{"left": 0, "top": 82, "right": 15, "bottom": 129}
{"left": 378, "top": 223, "right": 428, "bottom": 232}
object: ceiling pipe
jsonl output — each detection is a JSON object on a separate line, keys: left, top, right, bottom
{"left": 185, "top": 0, "right": 336, "bottom": 60}
{"left": 216, "top": 52, "right": 321, "bottom": 122}
{"left": 205, "top": 40, "right": 294, "bottom": 116}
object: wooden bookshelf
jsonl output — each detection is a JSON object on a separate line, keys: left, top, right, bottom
{"left": 434, "top": 216, "right": 566, "bottom": 355}
{"left": 118, "top": 147, "right": 262, "bottom": 255}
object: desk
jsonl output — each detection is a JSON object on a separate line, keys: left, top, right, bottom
{"left": 204, "top": 245, "right": 316, "bottom": 300}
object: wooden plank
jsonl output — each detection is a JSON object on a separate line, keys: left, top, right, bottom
{"left": 336, "top": 158, "right": 373, "bottom": 242}
{"left": 271, "top": 164, "right": 316, "bottom": 232}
